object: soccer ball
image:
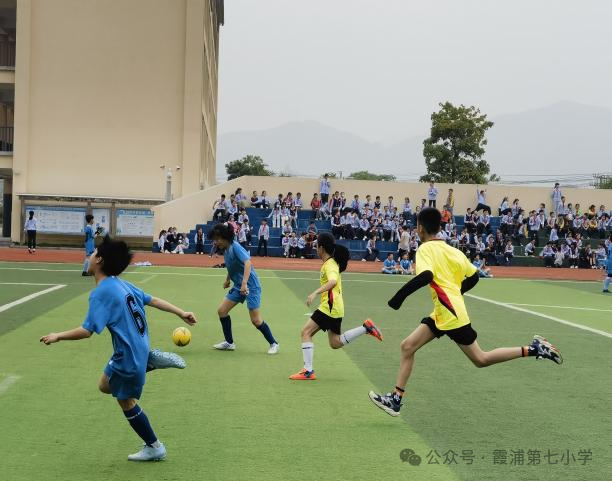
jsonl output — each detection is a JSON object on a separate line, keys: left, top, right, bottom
{"left": 172, "top": 327, "right": 191, "bottom": 347}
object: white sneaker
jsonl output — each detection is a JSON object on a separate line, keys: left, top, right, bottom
{"left": 147, "top": 349, "right": 186, "bottom": 369}
{"left": 213, "top": 341, "right": 236, "bottom": 351}
{"left": 128, "top": 443, "right": 166, "bottom": 462}
{"left": 268, "top": 343, "right": 280, "bottom": 355}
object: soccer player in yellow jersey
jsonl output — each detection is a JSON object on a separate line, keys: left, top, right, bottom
{"left": 369, "top": 208, "right": 562, "bottom": 416}
{"left": 289, "top": 233, "right": 383, "bottom": 380}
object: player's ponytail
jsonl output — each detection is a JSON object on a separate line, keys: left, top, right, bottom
{"left": 317, "top": 232, "right": 350, "bottom": 273}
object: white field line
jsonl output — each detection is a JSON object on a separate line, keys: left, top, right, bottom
{"left": 507, "top": 303, "right": 612, "bottom": 313}
{"left": 0, "top": 284, "right": 66, "bottom": 313}
{"left": 0, "top": 282, "right": 59, "bottom": 286}
{"left": 0, "top": 375, "right": 20, "bottom": 396}
{"left": 139, "top": 275, "right": 158, "bottom": 284}
{"left": 466, "top": 293, "right": 612, "bottom": 339}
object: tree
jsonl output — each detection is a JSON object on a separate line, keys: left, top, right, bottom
{"left": 420, "top": 102, "right": 497, "bottom": 184}
{"left": 225, "top": 155, "right": 274, "bottom": 180}
{"left": 348, "top": 170, "right": 396, "bottom": 181}
{"left": 595, "top": 175, "right": 612, "bottom": 189}
{"left": 321, "top": 172, "right": 337, "bottom": 178}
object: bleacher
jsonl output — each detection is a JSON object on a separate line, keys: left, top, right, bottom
{"left": 153, "top": 209, "right": 607, "bottom": 267}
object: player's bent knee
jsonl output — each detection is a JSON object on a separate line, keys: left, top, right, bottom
{"left": 98, "top": 381, "right": 111, "bottom": 394}
{"left": 117, "top": 398, "right": 137, "bottom": 411}
{"left": 400, "top": 339, "right": 417, "bottom": 356}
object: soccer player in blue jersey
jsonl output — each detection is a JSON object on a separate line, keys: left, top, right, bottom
{"left": 82, "top": 214, "right": 100, "bottom": 276}
{"left": 41, "top": 236, "right": 197, "bottom": 461}
{"left": 603, "top": 235, "right": 612, "bottom": 293}
{"left": 207, "top": 223, "right": 279, "bottom": 354}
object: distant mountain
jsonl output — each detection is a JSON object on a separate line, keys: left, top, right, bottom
{"left": 217, "top": 102, "right": 612, "bottom": 180}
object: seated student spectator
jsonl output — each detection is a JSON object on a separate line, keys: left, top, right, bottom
{"left": 578, "top": 244, "right": 592, "bottom": 269}
{"left": 524, "top": 239, "right": 536, "bottom": 256}
{"left": 440, "top": 206, "right": 452, "bottom": 231}
{"left": 164, "top": 228, "right": 176, "bottom": 253}
{"left": 172, "top": 233, "right": 189, "bottom": 254}
{"left": 374, "top": 195, "right": 382, "bottom": 210}
{"left": 381, "top": 253, "right": 398, "bottom": 274}
{"left": 408, "top": 234, "right": 420, "bottom": 262}
{"left": 195, "top": 228, "right": 204, "bottom": 255}
{"left": 549, "top": 225, "right": 559, "bottom": 244}
{"left": 474, "top": 187, "right": 491, "bottom": 213}
{"left": 553, "top": 246, "right": 565, "bottom": 268}
{"left": 237, "top": 209, "right": 249, "bottom": 226}
{"left": 398, "top": 253, "right": 414, "bottom": 275}
{"left": 357, "top": 215, "right": 370, "bottom": 240}
{"left": 339, "top": 192, "right": 348, "bottom": 211}
{"left": 402, "top": 197, "right": 412, "bottom": 220}
{"left": 307, "top": 221, "right": 318, "bottom": 236}
{"left": 157, "top": 230, "right": 167, "bottom": 252}
{"left": 227, "top": 200, "right": 239, "bottom": 221}
{"left": 362, "top": 235, "right": 381, "bottom": 262}
{"left": 476, "top": 235, "right": 486, "bottom": 258}
{"left": 587, "top": 216, "right": 598, "bottom": 239}
{"left": 568, "top": 244, "right": 579, "bottom": 268}
{"left": 273, "top": 193, "right": 284, "bottom": 209}
{"left": 542, "top": 243, "right": 555, "bottom": 267}
{"left": 280, "top": 205, "right": 291, "bottom": 227}
{"left": 473, "top": 255, "right": 493, "bottom": 278}
{"left": 331, "top": 212, "right": 343, "bottom": 239}
{"left": 499, "top": 196, "right": 511, "bottom": 216}
{"left": 250, "top": 190, "right": 260, "bottom": 207}
{"left": 297, "top": 233, "right": 307, "bottom": 259}
{"left": 237, "top": 223, "right": 248, "bottom": 250}
{"left": 235, "top": 188, "right": 247, "bottom": 208}
{"left": 596, "top": 204, "right": 608, "bottom": 219}
{"left": 342, "top": 210, "right": 357, "bottom": 240}
{"left": 484, "top": 237, "right": 497, "bottom": 265}
{"left": 305, "top": 230, "right": 317, "bottom": 257}
{"left": 595, "top": 243, "right": 607, "bottom": 269}
{"left": 288, "top": 233, "right": 299, "bottom": 258}
{"left": 281, "top": 235, "right": 290, "bottom": 258}
{"left": 268, "top": 205, "right": 282, "bottom": 228}
{"left": 329, "top": 191, "right": 342, "bottom": 214}
{"left": 289, "top": 205, "right": 298, "bottom": 228}
{"left": 212, "top": 195, "right": 228, "bottom": 221}
{"left": 319, "top": 200, "right": 331, "bottom": 220}
{"left": 310, "top": 193, "right": 322, "bottom": 219}
{"left": 477, "top": 210, "right": 491, "bottom": 235}
{"left": 259, "top": 190, "right": 270, "bottom": 209}
{"left": 503, "top": 240, "right": 514, "bottom": 266}
{"left": 464, "top": 208, "right": 476, "bottom": 233}
{"left": 599, "top": 215, "right": 610, "bottom": 238}
{"left": 284, "top": 192, "right": 294, "bottom": 208}
{"left": 351, "top": 194, "right": 361, "bottom": 212}
{"left": 293, "top": 192, "right": 303, "bottom": 211}
{"left": 527, "top": 211, "right": 541, "bottom": 246}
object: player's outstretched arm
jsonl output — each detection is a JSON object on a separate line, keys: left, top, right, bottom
{"left": 148, "top": 297, "right": 197, "bottom": 326}
{"left": 388, "top": 270, "right": 433, "bottom": 310}
{"left": 460, "top": 271, "right": 480, "bottom": 294}
{"left": 40, "top": 327, "right": 92, "bottom": 345}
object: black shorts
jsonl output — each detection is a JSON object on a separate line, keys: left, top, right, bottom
{"left": 311, "top": 309, "right": 342, "bottom": 335}
{"left": 421, "top": 317, "right": 477, "bottom": 345}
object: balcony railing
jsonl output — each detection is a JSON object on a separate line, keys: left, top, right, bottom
{"left": 0, "top": 126, "right": 13, "bottom": 152}
{"left": 0, "top": 41, "right": 15, "bottom": 68}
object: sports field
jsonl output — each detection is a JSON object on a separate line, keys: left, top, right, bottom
{"left": 0, "top": 261, "right": 609, "bottom": 481}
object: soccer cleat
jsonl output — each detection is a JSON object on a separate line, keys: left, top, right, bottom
{"left": 267, "top": 343, "right": 280, "bottom": 355}
{"left": 127, "top": 443, "right": 167, "bottom": 462}
{"left": 363, "top": 319, "right": 383, "bottom": 342}
{"left": 603, "top": 290, "right": 610, "bottom": 293}
{"left": 289, "top": 368, "right": 316, "bottom": 380}
{"left": 531, "top": 335, "right": 563, "bottom": 365}
{"left": 213, "top": 341, "right": 236, "bottom": 351}
{"left": 368, "top": 391, "right": 401, "bottom": 417}
{"left": 147, "top": 349, "right": 186, "bottom": 370}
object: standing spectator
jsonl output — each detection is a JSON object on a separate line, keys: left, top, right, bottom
{"left": 268, "top": 204, "right": 282, "bottom": 228}
{"left": 235, "top": 188, "right": 247, "bottom": 208}
{"left": 195, "top": 228, "right": 204, "bottom": 255}
{"left": 257, "top": 219, "right": 269, "bottom": 257}
{"left": 426, "top": 182, "right": 438, "bottom": 208}
{"left": 551, "top": 183, "right": 563, "bottom": 215}
{"left": 397, "top": 225, "right": 410, "bottom": 259}
{"left": 402, "top": 197, "right": 412, "bottom": 220}
{"left": 474, "top": 187, "right": 490, "bottom": 213}
{"left": 445, "top": 189, "right": 455, "bottom": 215}
{"left": 310, "top": 193, "right": 322, "bottom": 219}
{"left": 212, "top": 194, "right": 228, "bottom": 221}
{"left": 24, "top": 210, "right": 38, "bottom": 254}
{"left": 542, "top": 243, "right": 555, "bottom": 267}
{"left": 294, "top": 192, "right": 303, "bottom": 210}
{"left": 319, "top": 174, "right": 331, "bottom": 205}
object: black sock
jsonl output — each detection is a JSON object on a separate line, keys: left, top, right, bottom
{"left": 256, "top": 321, "right": 277, "bottom": 345}
{"left": 220, "top": 316, "right": 234, "bottom": 344}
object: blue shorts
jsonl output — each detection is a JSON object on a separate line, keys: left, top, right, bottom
{"left": 104, "top": 364, "right": 144, "bottom": 400}
{"left": 226, "top": 286, "right": 261, "bottom": 310}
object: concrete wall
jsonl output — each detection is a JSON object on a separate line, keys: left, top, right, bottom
{"left": 153, "top": 175, "right": 612, "bottom": 234}
{"left": 10, "top": 0, "right": 222, "bottom": 241}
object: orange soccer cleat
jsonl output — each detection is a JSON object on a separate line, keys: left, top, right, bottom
{"left": 363, "top": 319, "right": 383, "bottom": 342}
{"left": 289, "top": 368, "right": 317, "bottom": 380}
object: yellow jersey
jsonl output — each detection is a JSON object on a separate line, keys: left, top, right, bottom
{"left": 318, "top": 258, "right": 344, "bottom": 318}
{"left": 415, "top": 239, "right": 477, "bottom": 330}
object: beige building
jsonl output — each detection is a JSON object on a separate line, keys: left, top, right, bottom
{"left": 0, "top": 0, "right": 223, "bottom": 243}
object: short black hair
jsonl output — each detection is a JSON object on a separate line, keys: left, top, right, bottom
{"left": 207, "top": 223, "right": 235, "bottom": 242}
{"left": 95, "top": 235, "right": 133, "bottom": 276}
{"left": 85, "top": 214, "right": 94, "bottom": 223}
{"left": 417, "top": 208, "right": 441, "bottom": 235}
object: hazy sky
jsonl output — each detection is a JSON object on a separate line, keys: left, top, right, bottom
{"left": 217, "top": 0, "right": 612, "bottom": 143}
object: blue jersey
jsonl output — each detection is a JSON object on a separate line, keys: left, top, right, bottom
{"left": 224, "top": 241, "right": 261, "bottom": 290}
{"left": 85, "top": 225, "right": 95, "bottom": 254}
{"left": 607, "top": 245, "right": 612, "bottom": 271}
{"left": 383, "top": 258, "right": 396, "bottom": 269}
{"left": 400, "top": 259, "right": 411, "bottom": 270}
{"left": 82, "top": 277, "right": 151, "bottom": 381}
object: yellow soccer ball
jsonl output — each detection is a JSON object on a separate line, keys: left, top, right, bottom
{"left": 172, "top": 327, "right": 192, "bottom": 347}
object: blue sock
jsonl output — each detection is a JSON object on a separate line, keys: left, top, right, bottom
{"left": 82, "top": 258, "right": 89, "bottom": 273}
{"left": 257, "top": 321, "right": 277, "bottom": 345}
{"left": 123, "top": 405, "right": 158, "bottom": 446}
{"left": 220, "top": 316, "right": 234, "bottom": 344}
{"left": 604, "top": 278, "right": 611, "bottom": 291}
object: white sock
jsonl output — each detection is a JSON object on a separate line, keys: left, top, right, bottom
{"left": 340, "top": 326, "right": 367, "bottom": 346}
{"left": 302, "top": 342, "right": 314, "bottom": 371}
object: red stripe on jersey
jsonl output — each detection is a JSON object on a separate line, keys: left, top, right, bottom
{"left": 328, "top": 289, "right": 334, "bottom": 312}
{"left": 430, "top": 281, "right": 458, "bottom": 317}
